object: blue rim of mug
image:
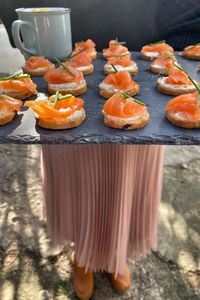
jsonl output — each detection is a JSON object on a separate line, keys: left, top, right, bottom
{"left": 15, "top": 7, "right": 71, "bottom": 14}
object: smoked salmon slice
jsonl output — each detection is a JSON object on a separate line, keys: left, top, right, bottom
{"left": 107, "top": 54, "right": 133, "bottom": 67}
{"left": 103, "top": 71, "right": 139, "bottom": 90}
{"left": 182, "top": 44, "right": 200, "bottom": 60}
{"left": 72, "top": 39, "right": 96, "bottom": 58}
{"left": 25, "top": 93, "right": 84, "bottom": 119}
{"left": 141, "top": 42, "right": 174, "bottom": 54}
{"left": 165, "top": 67, "right": 192, "bottom": 85}
{"left": 103, "top": 40, "right": 129, "bottom": 59}
{"left": 44, "top": 66, "right": 83, "bottom": 84}
{"left": 74, "top": 39, "right": 96, "bottom": 51}
{"left": 183, "top": 44, "right": 200, "bottom": 55}
{"left": 151, "top": 52, "right": 176, "bottom": 69}
{"left": 64, "top": 51, "right": 92, "bottom": 67}
{"left": 0, "top": 94, "right": 22, "bottom": 111}
{"left": 0, "top": 77, "right": 37, "bottom": 95}
{"left": 165, "top": 92, "right": 200, "bottom": 121}
{"left": 103, "top": 91, "right": 147, "bottom": 118}
{"left": 24, "top": 56, "right": 55, "bottom": 71}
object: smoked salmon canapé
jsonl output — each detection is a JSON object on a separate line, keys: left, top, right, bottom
{"left": 24, "top": 92, "right": 86, "bottom": 130}
{"left": 141, "top": 40, "right": 174, "bottom": 60}
{"left": 44, "top": 60, "right": 87, "bottom": 96}
{"left": 102, "top": 39, "right": 130, "bottom": 60}
{"left": 181, "top": 43, "right": 200, "bottom": 60}
{"left": 150, "top": 52, "right": 177, "bottom": 75}
{"left": 23, "top": 56, "right": 55, "bottom": 76}
{"left": 165, "top": 92, "right": 200, "bottom": 128}
{"left": 63, "top": 50, "right": 94, "bottom": 75}
{"left": 71, "top": 39, "right": 97, "bottom": 60}
{"left": 102, "top": 91, "right": 149, "bottom": 130}
{"left": 0, "top": 94, "right": 22, "bottom": 125}
{"left": 99, "top": 70, "right": 140, "bottom": 99}
{"left": 104, "top": 54, "right": 138, "bottom": 75}
{"left": 0, "top": 72, "right": 37, "bottom": 100}
{"left": 157, "top": 66, "right": 198, "bottom": 96}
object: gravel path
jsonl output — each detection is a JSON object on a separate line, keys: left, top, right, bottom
{"left": 0, "top": 145, "right": 200, "bottom": 300}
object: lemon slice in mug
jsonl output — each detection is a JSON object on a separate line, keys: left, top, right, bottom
{"left": 32, "top": 8, "right": 49, "bottom": 13}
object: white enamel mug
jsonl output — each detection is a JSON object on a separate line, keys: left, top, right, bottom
{"left": 11, "top": 7, "right": 72, "bottom": 60}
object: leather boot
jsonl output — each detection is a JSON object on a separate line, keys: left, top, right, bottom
{"left": 73, "top": 260, "right": 94, "bottom": 300}
{"left": 110, "top": 263, "right": 131, "bottom": 293}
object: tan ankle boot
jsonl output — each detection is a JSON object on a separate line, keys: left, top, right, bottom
{"left": 73, "top": 260, "right": 94, "bottom": 300}
{"left": 110, "top": 263, "right": 131, "bottom": 293}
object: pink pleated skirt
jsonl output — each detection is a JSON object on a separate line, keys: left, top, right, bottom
{"left": 41, "top": 145, "right": 164, "bottom": 275}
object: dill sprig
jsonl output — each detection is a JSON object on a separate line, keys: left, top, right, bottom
{"left": 52, "top": 92, "right": 73, "bottom": 107}
{"left": 173, "top": 62, "right": 200, "bottom": 111}
{"left": 109, "top": 53, "right": 130, "bottom": 60}
{"left": 55, "top": 57, "right": 76, "bottom": 77}
{"left": 163, "top": 51, "right": 176, "bottom": 61}
{"left": 71, "top": 47, "right": 88, "bottom": 58}
{"left": 53, "top": 91, "right": 60, "bottom": 107}
{"left": 57, "top": 94, "right": 73, "bottom": 100}
{"left": 64, "top": 47, "right": 88, "bottom": 62}
{"left": 120, "top": 91, "right": 130, "bottom": 99}
{"left": 149, "top": 40, "right": 165, "bottom": 46}
{"left": 114, "top": 38, "right": 126, "bottom": 45}
{"left": 111, "top": 64, "right": 118, "bottom": 73}
{"left": 120, "top": 91, "right": 145, "bottom": 106}
{"left": 0, "top": 72, "right": 30, "bottom": 81}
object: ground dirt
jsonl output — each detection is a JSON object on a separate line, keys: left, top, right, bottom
{"left": 0, "top": 145, "right": 199, "bottom": 300}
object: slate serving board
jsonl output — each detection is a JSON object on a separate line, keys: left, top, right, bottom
{"left": 1, "top": 52, "right": 200, "bottom": 144}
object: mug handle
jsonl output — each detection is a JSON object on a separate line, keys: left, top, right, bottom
{"left": 11, "top": 20, "right": 37, "bottom": 55}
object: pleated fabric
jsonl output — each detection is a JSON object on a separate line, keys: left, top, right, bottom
{"left": 41, "top": 145, "right": 164, "bottom": 276}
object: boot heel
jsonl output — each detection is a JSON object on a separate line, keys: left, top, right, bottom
{"left": 109, "top": 263, "right": 131, "bottom": 293}
{"left": 73, "top": 260, "right": 94, "bottom": 300}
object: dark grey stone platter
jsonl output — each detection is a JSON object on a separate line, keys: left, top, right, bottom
{"left": 1, "top": 52, "right": 200, "bottom": 144}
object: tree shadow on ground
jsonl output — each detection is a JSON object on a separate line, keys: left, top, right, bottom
{"left": 0, "top": 145, "right": 199, "bottom": 299}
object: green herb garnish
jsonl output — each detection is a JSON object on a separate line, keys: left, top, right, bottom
{"left": 64, "top": 47, "right": 88, "bottom": 62}
{"left": 70, "top": 47, "right": 88, "bottom": 58}
{"left": 163, "top": 51, "right": 175, "bottom": 61}
{"left": 0, "top": 72, "right": 30, "bottom": 81}
{"left": 55, "top": 57, "right": 76, "bottom": 77}
{"left": 109, "top": 53, "right": 130, "bottom": 60}
{"left": 174, "top": 62, "right": 200, "bottom": 111}
{"left": 57, "top": 94, "right": 73, "bottom": 101}
{"left": 111, "top": 64, "right": 118, "bottom": 73}
{"left": 149, "top": 40, "right": 165, "bottom": 46}
{"left": 134, "top": 98, "right": 146, "bottom": 106}
{"left": 120, "top": 91, "right": 145, "bottom": 106}
{"left": 120, "top": 91, "right": 130, "bottom": 99}
{"left": 114, "top": 38, "right": 126, "bottom": 45}
{"left": 54, "top": 91, "right": 60, "bottom": 107}
{"left": 52, "top": 92, "right": 73, "bottom": 107}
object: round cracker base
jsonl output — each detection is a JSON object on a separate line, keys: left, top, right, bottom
{"left": 104, "top": 65, "right": 138, "bottom": 75}
{"left": 36, "top": 108, "right": 86, "bottom": 130}
{"left": 99, "top": 84, "right": 140, "bottom": 99}
{"left": 157, "top": 81, "right": 196, "bottom": 96}
{"left": 150, "top": 64, "right": 169, "bottom": 75}
{"left": 48, "top": 83, "right": 87, "bottom": 96}
{"left": 141, "top": 52, "right": 158, "bottom": 61}
{"left": 2, "top": 91, "right": 36, "bottom": 100}
{"left": 23, "top": 65, "right": 55, "bottom": 76}
{"left": 167, "top": 111, "right": 200, "bottom": 129}
{"left": 103, "top": 113, "right": 149, "bottom": 130}
{"left": 79, "top": 64, "right": 94, "bottom": 75}
{"left": 0, "top": 111, "right": 16, "bottom": 125}
{"left": 182, "top": 52, "right": 200, "bottom": 61}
